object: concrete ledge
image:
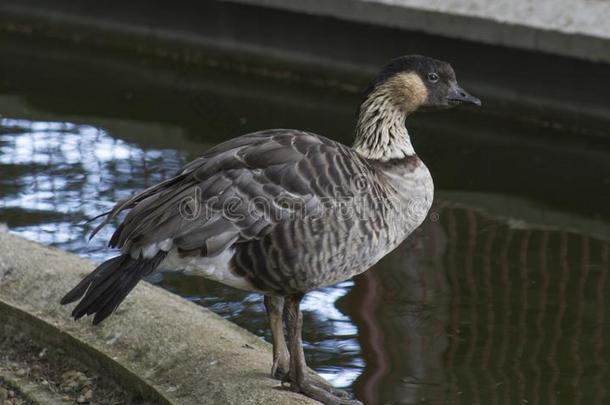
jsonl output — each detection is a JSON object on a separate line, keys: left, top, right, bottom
{"left": 0, "top": 231, "right": 316, "bottom": 404}
{"left": 223, "top": 0, "right": 610, "bottom": 64}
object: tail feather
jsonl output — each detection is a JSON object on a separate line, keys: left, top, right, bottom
{"left": 73, "top": 262, "right": 131, "bottom": 320}
{"left": 60, "top": 252, "right": 167, "bottom": 325}
{"left": 60, "top": 256, "right": 124, "bottom": 305}
{"left": 90, "top": 272, "right": 143, "bottom": 324}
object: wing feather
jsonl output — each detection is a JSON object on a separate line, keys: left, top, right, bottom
{"left": 91, "top": 129, "right": 374, "bottom": 259}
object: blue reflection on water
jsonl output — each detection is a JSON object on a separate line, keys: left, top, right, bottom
{"left": 0, "top": 117, "right": 186, "bottom": 261}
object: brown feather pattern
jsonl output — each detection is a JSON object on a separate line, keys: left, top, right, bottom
{"left": 86, "top": 129, "right": 429, "bottom": 295}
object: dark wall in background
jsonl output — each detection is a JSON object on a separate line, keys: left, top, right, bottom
{"left": 1, "top": 0, "right": 609, "bottom": 134}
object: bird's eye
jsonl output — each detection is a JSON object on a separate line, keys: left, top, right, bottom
{"left": 427, "top": 72, "right": 439, "bottom": 83}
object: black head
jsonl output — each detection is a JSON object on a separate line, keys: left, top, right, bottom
{"left": 366, "top": 55, "right": 481, "bottom": 112}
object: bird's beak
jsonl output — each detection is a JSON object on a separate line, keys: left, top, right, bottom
{"left": 447, "top": 83, "right": 482, "bottom": 106}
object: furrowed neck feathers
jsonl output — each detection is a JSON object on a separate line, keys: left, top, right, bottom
{"left": 352, "top": 72, "right": 427, "bottom": 161}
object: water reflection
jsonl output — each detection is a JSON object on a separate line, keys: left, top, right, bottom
{"left": 1, "top": 117, "right": 609, "bottom": 404}
{"left": 343, "top": 208, "right": 609, "bottom": 404}
{"left": 0, "top": 118, "right": 186, "bottom": 260}
{"left": 344, "top": 219, "right": 449, "bottom": 405}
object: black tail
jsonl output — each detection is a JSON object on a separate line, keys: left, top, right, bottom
{"left": 60, "top": 251, "right": 167, "bottom": 324}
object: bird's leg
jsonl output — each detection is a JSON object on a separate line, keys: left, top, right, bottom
{"left": 264, "top": 295, "right": 290, "bottom": 380}
{"left": 265, "top": 295, "right": 350, "bottom": 397}
{"left": 283, "top": 294, "right": 362, "bottom": 405}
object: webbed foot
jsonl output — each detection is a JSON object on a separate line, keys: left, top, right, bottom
{"left": 290, "top": 379, "right": 362, "bottom": 405}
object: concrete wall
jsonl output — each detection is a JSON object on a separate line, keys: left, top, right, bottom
{"left": 1, "top": 0, "right": 608, "bottom": 135}
{"left": 223, "top": 0, "right": 610, "bottom": 64}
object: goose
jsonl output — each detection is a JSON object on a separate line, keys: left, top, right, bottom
{"left": 61, "top": 55, "right": 480, "bottom": 405}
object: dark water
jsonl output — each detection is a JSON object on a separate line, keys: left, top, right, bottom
{"left": 1, "top": 35, "right": 610, "bottom": 404}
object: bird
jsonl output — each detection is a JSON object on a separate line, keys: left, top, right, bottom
{"left": 61, "top": 55, "right": 480, "bottom": 405}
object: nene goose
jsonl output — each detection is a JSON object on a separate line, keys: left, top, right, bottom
{"left": 61, "top": 55, "right": 480, "bottom": 405}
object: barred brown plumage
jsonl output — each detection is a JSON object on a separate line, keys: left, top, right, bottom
{"left": 61, "top": 55, "right": 480, "bottom": 405}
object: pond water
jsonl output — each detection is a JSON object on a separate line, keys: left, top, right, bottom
{"left": 1, "top": 36, "right": 609, "bottom": 404}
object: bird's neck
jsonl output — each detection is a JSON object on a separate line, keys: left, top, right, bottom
{"left": 352, "top": 90, "right": 415, "bottom": 161}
